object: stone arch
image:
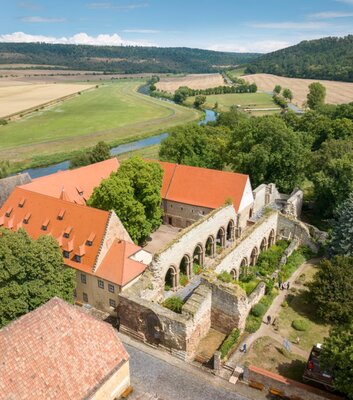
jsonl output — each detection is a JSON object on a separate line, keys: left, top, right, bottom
{"left": 226, "top": 219, "right": 235, "bottom": 242}
{"left": 260, "top": 237, "right": 268, "bottom": 252}
{"left": 193, "top": 243, "right": 204, "bottom": 267}
{"left": 140, "top": 310, "right": 164, "bottom": 345}
{"left": 179, "top": 254, "right": 191, "bottom": 278}
{"left": 250, "top": 246, "right": 259, "bottom": 266}
{"left": 205, "top": 235, "right": 215, "bottom": 258}
{"left": 239, "top": 257, "right": 248, "bottom": 280}
{"left": 268, "top": 229, "right": 275, "bottom": 247}
{"left": 216, "top": 227, "right": 226, "bottom": 249}
{"left": 165, "top": 265, "right": 178, "bottom": 291}
{"left": 230, "top": 268, "right": 237, "bottom": 280}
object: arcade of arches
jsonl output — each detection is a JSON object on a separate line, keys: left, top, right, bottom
{"left": 164, "top": 226, "right": 277, "bottom": 291}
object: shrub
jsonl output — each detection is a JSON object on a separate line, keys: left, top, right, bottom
{"left": 281, "top": 250, "right": 306, "bottom": 281}
{"left": 220, "top": 329, "right": 240, "bottom": 359}
{"left": 251, "top": 303, "right": 266, "bottom": 317}
{"left": 179, "top": 273, "right": 189, "bottom": 287}
{"left": 238, "top": 280, "right": 259, "bottom": 295}
{"left": 256, "top": 241, "right": 288, "bottom": 276}
{"left": 246, "top": 315, "right": 262, "bottom": 333}
{"left": 281, "top": 300, "right": 288, "bottom": 308}
{"left": 163, "top": 296, "right": 183, "bottom": 314}
{"left": 193, "top": 263, "right": 202, "bottom": 275}
{"left": 292, "top": 319, "right": 309, "bottom": 331}
{"left": 218, "top": 271, "right": 232, "bottom": 283}
{"left": 164, "top": 283, "right": 172, "bottom": 291}
{"left": 265, "top": 278, "right": 274, "bottom": 294}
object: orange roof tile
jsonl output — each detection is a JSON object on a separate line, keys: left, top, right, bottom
{"left": 0, "top": 297, "right": 129, "bottom": 400}
{"left": 0, "top": 187, "right": 147, "bottom": 287}
{"left": 156, "top": 161, "right": 249, "bottom": 212}
{"left": 98, "top": 240, "right": 147, "bottom": 286}
{"left": 20, "top": 158, "right": 119, "bottom": 205}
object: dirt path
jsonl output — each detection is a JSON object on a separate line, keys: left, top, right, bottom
{"left": 226, "top": 259, "right": 320, "bottom": 368}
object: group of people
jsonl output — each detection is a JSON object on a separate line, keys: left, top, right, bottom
{"left": 279, "top": 281, "right": 290, "bottom": 290}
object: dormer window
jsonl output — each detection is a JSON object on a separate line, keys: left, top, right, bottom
{"left": 76, "top": 186, "right": 84, "bottom": 196}
{"left": 41, "top": 218, "right": 50, "bottom": 231}
{"left": 63, "top": 250, "right": 71, "bottom": 259}
{"left": 73, "top": 254, "right": 82, "bottom": 263}
{"left": 63, "top": 226, "right": 72, "bottom": 238}
{"left": 18, "top": 198, "right": 26, "bottom": 208}
{"left": 5, "top": 207, "right": 13, "bottom": 217}
{"left": 57, "top": 209, "right": 65, "bottom": 220}
{"left": 86, "top": 232, "right": 96, "bottom": 246}
{"left": 23, "top": 213, "right": 31, "bottom": 224}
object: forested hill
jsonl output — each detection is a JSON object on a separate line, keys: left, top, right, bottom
{"left": 0, "top": 42, "right": 258, "bottom": 73}
{"left": 246, "top": 35, "right": 353, "bottom": 82}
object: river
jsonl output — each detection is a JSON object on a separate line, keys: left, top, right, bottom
{"left": 21, "top": 108, "right": 217, "bottom": 179}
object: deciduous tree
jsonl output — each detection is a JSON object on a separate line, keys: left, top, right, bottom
{"left": 282, "top": 88, "right": 293, "bottom": 102}
{"left": 307, "top": 82, "right": 326, "bottom": 109}
{"left": 307, "top": 256, "right": 353, "bottom": 324}
{"left": 193, "top": 95, "right": 206, "bottom": 108}
{"left": 273, "top": 85, "right": 282, "bottom": 94}
{"left": 0, "top": 229, "right": 75, "bottom": 328}
{"left": 320, "top": 322, "right": 353, "bottom": 399}
{"left": 0, "top": 160, "right": 10, "bottom": 179}
{"left": 330, "top": 192, "right": 353, "bottom": 256}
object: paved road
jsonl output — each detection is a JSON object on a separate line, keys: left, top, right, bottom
{"left": 125, "top": 343, "right": 249, "bottom": 400}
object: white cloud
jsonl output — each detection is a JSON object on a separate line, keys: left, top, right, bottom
{"left": 21, "top": 16, "right": 66, "bottom": 23}
{"left": 87, "top": 2, "right": 148, "bottom": 10}
{"left": 0, "top": 32, "right": 155, "bottom": 46}
{"left": 249, "top": 21, "right": 330, "bottom": 30}
{"left": 208, "top": 40, "right": 291, "bottom": 53}
{"left": 310, "top": 11, "right": 353, "bottom": 19}
{"left": 122, "top": 29, "right": 160, "bottom": 33}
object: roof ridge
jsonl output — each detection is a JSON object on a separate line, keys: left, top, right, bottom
{"left": 164, "top": 163, "right": 178, "bottom": 200}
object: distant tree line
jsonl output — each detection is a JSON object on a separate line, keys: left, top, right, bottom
{"left": 0, "top": 42, "right": 259, "bottom": 74}
{"left": 245, "top": 35, "right": 353, "bottom": 82}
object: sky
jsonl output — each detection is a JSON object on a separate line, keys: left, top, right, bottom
{"left": 0, "top": 0, "right": 352, "bottom": 53}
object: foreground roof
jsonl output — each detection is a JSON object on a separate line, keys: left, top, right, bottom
{"left": 0, "top": 173, "right": 32, "bottom": 207}
{"left": 20, "top": 158, "right": 119, "bottom": 205}
{"left": 157, "top": 161, "right": 249, "bottom": 212}
{"left": 0, "top": 297, "right": 129, "bottom": 400}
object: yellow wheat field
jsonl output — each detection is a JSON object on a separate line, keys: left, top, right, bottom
{"left": 156, "top": 73, "right": 225, "bottom": 92}
{"left": 243, "top": 73, "right": 353, "bottom": 106}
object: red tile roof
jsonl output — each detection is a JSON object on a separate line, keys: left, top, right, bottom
{"left": 157, "top": 161, "right": 249, "bottom": 212}
{"left": 20, "top": 158, "right": 119, "bottom": 205}
{"left": 0, "top": 188, "right": 147, "bottom": 286}
{"left": 0, "top": 297, "right": 129, "bottom": 400}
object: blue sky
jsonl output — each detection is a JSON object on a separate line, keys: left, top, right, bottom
{"left": 0, "top": 0, "right": 352, "bottom": 52}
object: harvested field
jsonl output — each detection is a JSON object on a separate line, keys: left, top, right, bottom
{"left": 243, "top": 73, "right": 353, "bottom": 106}
{"left": 156, "top": 73, "right": 225, "bottom": 92}
{"left": 0, "top": 83, "right": 94, "bottom": 118}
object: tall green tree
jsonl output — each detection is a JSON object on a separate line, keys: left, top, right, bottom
{"left": 0, "top": 229, "right": 75, "bottom": 328}
{"left": 228, "top": 115, "right": 308, "bottom": 192}
{"left": 320, "top": 322, "right": 353, "bottom": 399}
{"left": 330, "top": 192, "right": 353, "bottom": 256}
{"left": 273, "top": 85, "right": 282, "bottom": 94}
{"left": 173, "top": 87, "right": 190, "bottom": 104}
{"left": 307, "top": 256, "right": 353, "bottom": 325}
{"left": 307, "top": 82, "right": 326, "bottom": 109}
{"left": 194, "top": 95, "right": 206, "bottom": 108}
{"left": 70, "top": 141, "right": 111, "bottom": 169}
{"left": 88, "top": 157, "right": 163, "bottom": 244}
{"left": 282, "top": 88, "right": 293, "bottom": 101}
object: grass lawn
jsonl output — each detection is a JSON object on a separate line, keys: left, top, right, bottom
{"left": 226, "top": 68, "right": 246, "bottom": 79}
{"left": 186, "top": 92, "right": 278, "bottom": 114}
{"left": 0, "top": 79, "right": 200, "bottom": 166}
{"left": 278, "top": 263, "right": 331, "bottom": 353}
{"left": 242, "top": 336, "right": 307, "bottom": 381}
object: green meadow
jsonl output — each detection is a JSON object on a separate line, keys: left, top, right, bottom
{"left": 0, "top": 79, "right": 200, "bottom": 166}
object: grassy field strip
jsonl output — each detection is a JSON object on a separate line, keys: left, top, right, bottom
{"left": 0, "top": 80, "right": 201, "bottom": 164}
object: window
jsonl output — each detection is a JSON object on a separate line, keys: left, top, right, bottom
{"left": 5, "top": 207, "right": 13, "bottom": 217}
{"left": 80, "top": 273, "right": 86, "bottom": 284}
{"left": 74, "top": 255, "right": 82, "bottom": 263}
{"left": 109, "top": 299, "right": 116, "bottom": 308}
{"left": 63, "top": 250, "right": 70, "bottom": 259}
{"left": 83, "top": 292, "right": 88, "bottom": 303}
{"left": 98, "top": 279, "right": 104, "bottom": 289}
{"left": 18, "top": 198, "right": 25, "bottom": 208}
{"left": 63, "top": 226, "right": 72, "bottom": 239}
{"left": 57, "top": 209, "right": 65, "bottom": 220}
{"left": 41, "top": 219, "right": 49, "bottom": 231}
{"left": 86, "top": 232, "right": 96, "bottom": 247}
{"left": 108, "top": 284, "right": 115, "bottom": 293}
{"left": 180, "top": 206, "right": 183, "bottom": 211}
{"left": 170, "top": 204, "right": 173, "bottom": 208}
{"left": 23, "top": 213, "right": 31, "bottom": 224}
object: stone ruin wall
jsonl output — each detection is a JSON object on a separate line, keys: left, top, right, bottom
{"left": 118, "top": 284, "right": 212, "bottom": 361}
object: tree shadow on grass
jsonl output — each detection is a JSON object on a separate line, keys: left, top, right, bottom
{"left": 286, "top": 290, "right": 325, "bottom": 324}
{"left": 277, "top": 359, "right": 306, "bottom": 382}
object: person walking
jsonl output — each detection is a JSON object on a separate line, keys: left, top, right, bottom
{"left": 267, "top": 315, "right": 272, "bottom": 325}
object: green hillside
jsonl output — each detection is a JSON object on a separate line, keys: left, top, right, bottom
{"left": 246, "top": 35, "right": 353, "bottom": 82}
{"left": 0, "top": 42, "right": 259, "bottom": 73}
